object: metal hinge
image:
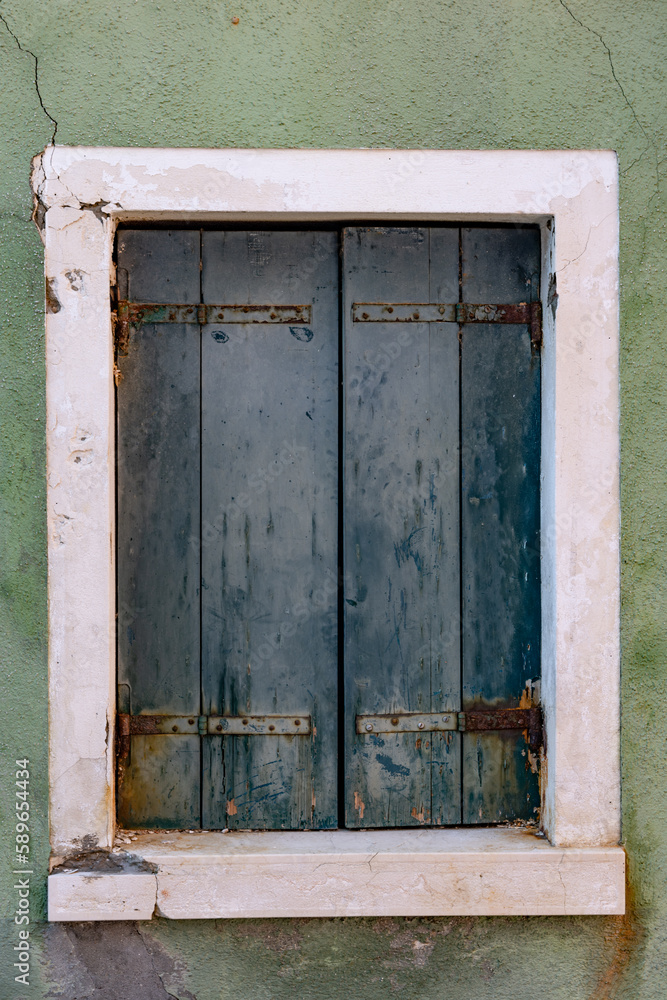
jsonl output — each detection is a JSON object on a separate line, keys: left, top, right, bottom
{"left": 114, "top": 300, "right": 312, "bottom": 357}
{"left": 355, "top": 707, "right": 542, "bottom": 751}
{"left": 117, "top": 713, "right": 311, "bottom": 764}
{"left": 352, "top": 301, "right": 542, "bottom": 348}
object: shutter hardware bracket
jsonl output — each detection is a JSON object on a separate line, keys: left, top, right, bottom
{"left": 117, "top": 713, "right": 312, "bottom": 764}
{"left": 355, "top": 707, "right": 542, "bottom": 750}
{"left": 114, "top": 301, "right": 312, "bottom": 357}
{"left": 352, "top": 301, "right": 542, "bottom": 347}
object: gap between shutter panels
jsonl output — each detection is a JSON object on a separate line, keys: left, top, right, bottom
{"left": 114, "top": 226, "right": 542, "bottom": 831}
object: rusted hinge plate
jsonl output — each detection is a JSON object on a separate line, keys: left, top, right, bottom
{"left": 208, "top": 715, "right": 311, "bottom": 735}
{"left": 118, "top": 713, "right": 311, "bottom": 738}
{"left": 356, "top": 712, "right": 459, "bottom": 734}
{"left": 114, "top": 301, "right": 313, "bottom": 358}
{"left": 356, "top": 707, "right": 542, "bottom": 750}
{"left": 352, "top": 301, "right": 542, "bottom": 346}
{"left": 118, "top": 301, "right": 311, "bottom": 326}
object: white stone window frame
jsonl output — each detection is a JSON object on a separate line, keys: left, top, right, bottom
{"left": 34, "top": 147, "right": 625, "bottom": 920}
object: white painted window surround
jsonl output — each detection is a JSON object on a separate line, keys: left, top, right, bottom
{"left": 34, "top": 147, "right": 625, "bottom": 920}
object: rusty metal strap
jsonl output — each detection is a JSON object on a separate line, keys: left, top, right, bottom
{"left": 117, "top": 301, "right": 311, "bottom": 326}
{"left": 352, "top": 301, "right": 542, "bottom": 346}
{"left": 356, "top": 707, "right": 542, "bottom": 750}
{"left": 118, "top": 713, "right": 311, "bottom": 738}
{"left": 462, "top": 708, "right": 542, "bottom": 751}
{"left": 115, "top": 301, "right": 313, "bottom": 356}
{"left": 116, "top": 713, "right": 312, "bottom": 767}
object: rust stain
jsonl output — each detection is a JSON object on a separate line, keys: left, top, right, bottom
{"left": 354, "top": 791, "right": 365, "bottom": 819}
{"left": 115, "top": 713, "right": 130, "bottom": 794}
{"left": 588, "top": 867, "right": 641, "bottom": 1000}
{"left": 226, "top": 799, "right": 238, "bottom": 816}
{"left": 518, "top": 685, "right": 533, "bottom": 709}
{"left": 411, "top": 806, "right": 426, "bottom": 824}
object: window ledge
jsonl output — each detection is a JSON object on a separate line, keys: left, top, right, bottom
{"left": 48, "top": 827, "right": 625, "bottom": 920}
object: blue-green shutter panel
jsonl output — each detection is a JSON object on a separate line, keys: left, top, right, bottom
{"left": 200, "top": 230, "right": 339, "bottom": 829}
{"left": 342, "top": 227, "right": 462, "bottom": 827}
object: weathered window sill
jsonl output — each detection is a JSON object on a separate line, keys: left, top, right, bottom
{"left": 48, "top": 827, "right": 625, "bottom": 920}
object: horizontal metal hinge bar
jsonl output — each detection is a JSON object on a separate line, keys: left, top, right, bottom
{"left": 357, "top": 712, "right": 460, "bottom": 733}
{"left": 356, "top": 707, "right": 542, "bottom": 749}
{"left": 117, "top": 301, "right": 312, "bottom": 325}
{"left": 118, "top": 713, "right": 311, "bottom": 736}
{"left": 352, "top": 302, "right": 542, "bottom": 345}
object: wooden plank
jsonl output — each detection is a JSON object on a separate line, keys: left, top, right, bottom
{"left": 460, "top": 226, "right": 541, "bottom": 824}
{"left": 343, "top": 227, "right": 461, "bottom": 828}
{"left": 201, "top": 230, "right": 339, "bottom": 830}
{"left": 116, "top": 229, "right": 201, "bottom": 828}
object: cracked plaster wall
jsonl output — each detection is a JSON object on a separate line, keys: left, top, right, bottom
{"left": 0, "top": 0, "right": 665, "bottom": 997}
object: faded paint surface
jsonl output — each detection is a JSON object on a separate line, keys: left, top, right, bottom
{"left": 0, "top": 1, "right": 664, "bottom": 998}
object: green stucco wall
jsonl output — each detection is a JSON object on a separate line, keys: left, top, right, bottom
{"left": 0, "top": 1, "right": 665, "bottom": 996}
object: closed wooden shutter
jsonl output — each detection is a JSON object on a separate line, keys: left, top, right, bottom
{"left": 460, "top": 227, "right": 541, "bottom": 824}
{"left": 342, "top": 227, "right": 461, "bottom": 827}
{"left": 116, "top": 230, "right": 201, "bottom": 828}
{"left": 200, "top": 231, "right": 339, "bottom": 829}
{"left": 116, "top": 225, "right": 541, "bottom": 831}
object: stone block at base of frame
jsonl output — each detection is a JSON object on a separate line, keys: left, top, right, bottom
{"left": 48, "top": 871, "right": 157, "bottom": 921}
{"left": 48, "top": 829, "right": 625, "bottom": 920}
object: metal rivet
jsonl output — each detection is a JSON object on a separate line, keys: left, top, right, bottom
{"left": 294, "top": 719, "right": 301, "bottom": 726}
{"left": 242, "top": 719, "right": 248, "bottom": 725}
{"left": 439, "top": 305, "right": 445, "bottom": 314}
{"left": 413, "top": 312, "right": 420, "bottom": 320}
{"left": 391, "top": 717, "right": 399, "bottom": 725}
{"left": 418, "top": 722, "right": 425, "bottom": 730}
{"left": 365, "top": 723, "right": 373, "bottom": 732}
{"left": 216, "top": 724, "right": 223, "bottom": 732}
{"left": 188, "top": 719, "right": 195, "bottom": 725}
{"left": 442, "top": 716, "right": 449, "bottom": 723}
{"left": 172, "top": 725, "right": 179, "bottom": 732}
{"left": 269, "top": 725, "right": 275, "bottom": 731}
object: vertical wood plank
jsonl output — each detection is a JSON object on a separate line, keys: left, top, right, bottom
{"left": 201, "top": 230, "right": 339, "bottom": 830}
{"left": 343, "top": 227, "right": 461, "bottom": 828}
{"left": 116, "top": 229, "right": 201, "bottom": 828}
{"left": 461, "top": 226, "right": 541, "bottom": 824}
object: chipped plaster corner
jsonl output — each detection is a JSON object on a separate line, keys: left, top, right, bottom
{"left": 30, "top": 147, "right": 49, "bottom": 240}
{"left": 38, "top": 148, "right": 620, "bottom": 902}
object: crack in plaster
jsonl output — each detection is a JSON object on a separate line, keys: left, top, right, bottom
{"left": 557, "top": 853, "right": 567, "bottom": 910}
{"left": 555, "top": 210, "right": 616, "bottom": 273}
{"left": 31, "top": 148, "right": 120, "bottom": 235}
{"left": 558, "top": 0, "right": 660, "bottom": 201}
{"left": 0, "top": 11, "right": 57, "bottom": 144}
